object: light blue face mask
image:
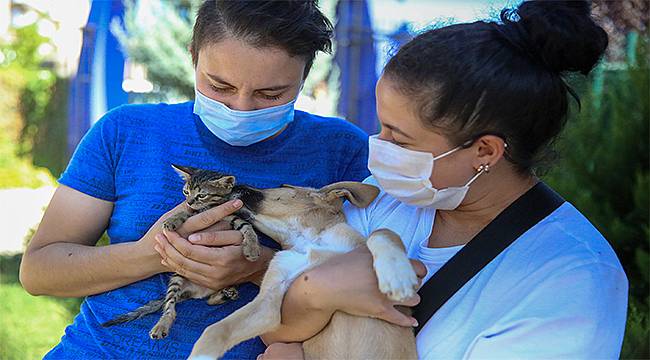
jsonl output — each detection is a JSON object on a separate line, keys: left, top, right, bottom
{"left": 193, "top": 88, "right": 297, "bottom": 146}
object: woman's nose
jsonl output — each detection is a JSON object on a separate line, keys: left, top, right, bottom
{"left": 377, "top": 128, "right": 391, "bottom": 141}
{"left": 225, "top": 95, "right": 257, "bottom": 111}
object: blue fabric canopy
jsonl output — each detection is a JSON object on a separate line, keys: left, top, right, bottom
{"left": 67, "top": 0, "right": 127, "bottom": 156}
{"left": 334, "top": 0, "right": 378, "bottom": 134}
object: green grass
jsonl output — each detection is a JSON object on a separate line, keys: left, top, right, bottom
{"left": 0, "top": 283, "right": 76, "bottom": 359}
{"left": 0, "top": 254, "right": 81, "bottom": 359}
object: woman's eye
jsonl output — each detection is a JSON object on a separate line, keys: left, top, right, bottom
{"left": 210, "top": 85, "right": 232, "bottom": 93}
{"left": 261, "top": 93, "right": 282, "bottom": 101}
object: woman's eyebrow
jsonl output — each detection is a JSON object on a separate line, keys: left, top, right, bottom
{"left": 383, "top": 123, "right": 415, "bottom": 140}
{"left": 256, "top": 84, "right": 292, "bottom": 92}
{"left": 206, "top": 73, "right": 234, "bottom": 87}
{"left": 206, "top": 72, "right": 291, "bottom": 92}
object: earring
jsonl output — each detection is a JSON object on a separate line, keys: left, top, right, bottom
{"left": 477, "top": 164, "right": 490, "bottom": 173}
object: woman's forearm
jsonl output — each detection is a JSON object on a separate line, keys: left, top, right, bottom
{"left": 19, "top": 240, "right": 164, "bottom": 297}
{"left": 262, "top": 271, "right": 335, "bottom": 344}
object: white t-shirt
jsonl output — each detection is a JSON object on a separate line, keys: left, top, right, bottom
{"left": 343, "top": 177, "right": 628, "bottom": 359}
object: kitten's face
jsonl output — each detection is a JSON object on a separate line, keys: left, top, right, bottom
{"left": 171, "top": 165, "right": 236, "bottom": 211}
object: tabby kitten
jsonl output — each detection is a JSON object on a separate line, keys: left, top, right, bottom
{"left": 102, "top": 164, "right": 261, "bottom": 340}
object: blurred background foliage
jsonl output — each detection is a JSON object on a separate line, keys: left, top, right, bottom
{"left": 111, "top": 0, "right": 337, "bottom": 109}
{"left": 544, "top": 35, "right": 649, "bottom": 358}
{"left": 0, "top": 23, "right": 60, "bottom": 188}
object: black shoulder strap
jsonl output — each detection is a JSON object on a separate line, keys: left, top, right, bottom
{"left": 413, "top": 182, "right": 564, "bottom": 334}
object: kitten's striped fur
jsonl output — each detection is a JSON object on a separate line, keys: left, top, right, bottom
{"left": 102, "top": 165, "right": 260, "bottom": 339}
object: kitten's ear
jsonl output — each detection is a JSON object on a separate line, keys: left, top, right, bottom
{"left": 171, "top": 164, "right": 194, "bottom": 182}
{"left": 208, "top": 175, "right": 236, "bottom": 189}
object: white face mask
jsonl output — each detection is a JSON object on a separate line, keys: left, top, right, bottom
{"left": 193, "top": 88, "right": 297, "bottom": 146}
{"left": 368, "top": 135, "right": 485, "bottom": 209}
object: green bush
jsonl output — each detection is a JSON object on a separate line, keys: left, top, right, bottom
{"left": 0, "top": 23, "right": 61, "bottom": 187}
{"left": 0, "top": 130, "right": 56, "bottom": 189}
{"left": 544, "top": 34, "right": 649, "bottom": 359}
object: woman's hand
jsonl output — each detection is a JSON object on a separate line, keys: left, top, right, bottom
{"left": 257, "top": 343, "right": 304, "bottom": 360}
{"left": 135, "top": 200, "right": 241, "bottom": 272}
{"left": 152, "top": 200, "right": 274, "bottom": 290}
{"left": 133, "top": 201, "right": 196, "bottom": 273}
{"left": 303, "top": 246, "right": 426, "bottom": 327}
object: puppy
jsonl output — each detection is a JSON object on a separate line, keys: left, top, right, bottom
{"left": 189, "top": 181, "right": 418, "bottom": 359}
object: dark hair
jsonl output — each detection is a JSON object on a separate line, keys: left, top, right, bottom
{"left": 383, "top": 0, "right": 608, "bottom": 173}
{"left": 190, "top": 0, "right": 333, "bottom": 77}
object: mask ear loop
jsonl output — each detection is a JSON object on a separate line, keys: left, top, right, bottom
{"left": 465, "top": 164, "right": 489, "bottom": 186}
{"left": 433, "top": 145, "right": 464, "bottom": 160}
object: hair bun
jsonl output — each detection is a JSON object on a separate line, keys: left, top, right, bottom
{"left": 499, "top": 0, "right": 608, "bottom": 75}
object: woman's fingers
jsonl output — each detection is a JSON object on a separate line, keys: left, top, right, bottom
{"left": 376, "top": 303, "right": 419, "bottom": 328}
{"left": 410, "top": 259, "right": 427, "bottom": 279}
{"left": 258, "top": 343, "right": 305, "bottom": 360}
{"left": 155, "top": 232, "right": 215, "bottom": 274}
{"left": 158, "top": 231, "right": 222, "bottom": 264}
{"left": 178, "top": 200, "right": 243, "bottom": 234}
{"left": 211, "top": 220, "right": 234, "bottom": 231}
{"left": 187, "top": 230, "right": 243, "bottom": 247}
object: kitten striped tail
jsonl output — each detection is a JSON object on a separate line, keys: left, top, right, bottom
{"left": 101, "top": 298, "right": 164, "bottom": 327}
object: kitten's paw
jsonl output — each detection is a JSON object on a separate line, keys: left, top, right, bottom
{"left": 206, "top": 287, "right": 238, "bottom": 305}
{"left": 162, "top": 217, "right": 183, "bottom": 231}
{"left": 242, "top": 230, "right": 261, "bottom": 262}
{"left": 242, "top": 241, "right": 261, "bottom": 262}
{"left": 222, "top": 286, "right": 239, "bottom": 301}
{"left": 150, "top": 318, "right": 173, "bottom": 339}
{"left": 375, "top": 256, "right": 419, "bottom": 302}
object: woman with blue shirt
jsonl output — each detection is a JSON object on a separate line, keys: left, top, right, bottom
{"left": 19, "top": 1, "right": 369, "bottom": 359}
{"left": 261, "top": 1, "right": 628, "bottom": 359}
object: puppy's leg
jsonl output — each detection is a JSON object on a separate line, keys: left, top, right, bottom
{"left": 367, "top": 229, "right": 419, "bottom": 302}
{"left": 189, "top": 250, "right": 309, "bottom": 360}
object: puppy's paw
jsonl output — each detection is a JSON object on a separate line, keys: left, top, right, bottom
{"left": 188, "top": 356, "right": 215, "bottom": 360}
{"left": 189, "top": 331, "right": 227, "bottom": 360}
{"left": 375, "top": 256, "right": 419, "bottom": 302}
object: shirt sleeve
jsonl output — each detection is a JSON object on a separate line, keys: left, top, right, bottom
{"left": 465, "top": 262, "right": 628, "bottom": 359}
{"left": 58, "top": 112, "right": 119, "bottom": 202}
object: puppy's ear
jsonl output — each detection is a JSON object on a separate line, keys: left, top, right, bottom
{"left": 319, "top": 182, "right": 380, "bottom": 208}
{"left": 171, "top": 164, "right": 194, "bottom": 182}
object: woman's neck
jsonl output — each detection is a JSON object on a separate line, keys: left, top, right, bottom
{"left": 428, "top": 168, "right": 537, "bottom": 248}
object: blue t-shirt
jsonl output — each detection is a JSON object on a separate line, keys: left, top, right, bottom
{"left": 46, "top": 102, "right": 370, "bottom": 359}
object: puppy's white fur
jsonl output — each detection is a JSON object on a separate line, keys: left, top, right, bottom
{"left": 189, "top": 182, "right": 418, "bottom": 359}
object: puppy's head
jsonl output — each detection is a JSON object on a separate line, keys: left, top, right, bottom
{"left": 231, "top": 182, "right": 379, "bottom": 244}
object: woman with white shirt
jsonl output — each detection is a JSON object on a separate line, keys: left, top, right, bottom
{"left": 259, "top": 1, "right": 628, "bottom": 358}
